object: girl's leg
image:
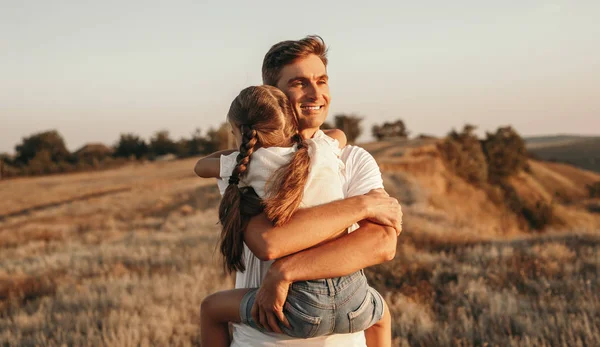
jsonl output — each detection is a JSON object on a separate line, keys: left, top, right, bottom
{"left": 200, "top": 288, "right": 252, "bottom": 347}
{"left": 364, "top": 300, "right": 392, "bottom": 347}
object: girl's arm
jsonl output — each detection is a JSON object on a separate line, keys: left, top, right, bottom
{"left": 194, "top": 149, "right": 237, "bottom": 178}
{"left": 323, "top": 128, "right": 347, "bottom": 148}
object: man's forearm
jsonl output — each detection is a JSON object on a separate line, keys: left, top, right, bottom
{"left": 244, "top": 195, "right": 369, "bottom": 261}
{"left": 269, "top": 221, "right": 397, "bottom": 282}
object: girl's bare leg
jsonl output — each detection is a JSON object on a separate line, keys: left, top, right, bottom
{"left": 200, "top": 288, "right": 252, "bottom": 347}
{"left": 364, "top": 300, "right": 392, "bottom": 347}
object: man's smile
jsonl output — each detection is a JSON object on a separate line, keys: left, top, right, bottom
{"left": 300, "top": 104, "right": 324, "bottom": 112}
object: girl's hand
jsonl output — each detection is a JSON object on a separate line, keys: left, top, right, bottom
{"left": 251, "top": 265, "right": 292, "bottom": 333}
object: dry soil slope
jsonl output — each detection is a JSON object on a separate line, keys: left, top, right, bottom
{"left": 361, "top": 139, "right": 600, "bottom": 239}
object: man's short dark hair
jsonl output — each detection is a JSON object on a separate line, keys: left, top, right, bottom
{"left": 262, "top": 35, "right": 328, "bottom": 86}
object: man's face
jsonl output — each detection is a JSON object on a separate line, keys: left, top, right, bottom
{"left": 276, "top": 54, "right": 330, "bottom": 137}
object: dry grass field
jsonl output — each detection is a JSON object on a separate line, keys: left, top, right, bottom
{"left": 1, "top": 140, "right": 600, "bottom": 346}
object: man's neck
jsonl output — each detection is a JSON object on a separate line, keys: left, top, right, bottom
{"left": 300, "top": 127, "right": 319, "bottom": 140}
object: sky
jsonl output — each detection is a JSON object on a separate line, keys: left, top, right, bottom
{"left": 1, "top": 0, "right": 599, "bottom": 154}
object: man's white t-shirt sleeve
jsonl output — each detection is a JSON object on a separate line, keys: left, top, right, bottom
{"left": 341, "top": 145, "right": 384, "bottom": 197}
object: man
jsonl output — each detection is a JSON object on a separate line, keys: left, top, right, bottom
{"left": 228, "top": 35, "right": 403, "bottom": 346}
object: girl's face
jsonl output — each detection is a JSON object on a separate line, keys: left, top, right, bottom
{"left": 229, "top": 121, "right": 242, "bottom": 149}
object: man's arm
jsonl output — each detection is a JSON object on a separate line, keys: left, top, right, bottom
{"left": 250, "top": 220, "right": 398, "bottom": 332}
{"left": 274, "top": 220, "right": 397, "bottom": 281}
{"left": 244, "top": 190, "right": 402, "bottom": 261}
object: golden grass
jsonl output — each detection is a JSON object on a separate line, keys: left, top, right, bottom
{"left": 0, "top": 158, "right": 232, "bottom": 346}
{"left": 1, "top": 146, "right": 599, "bottom": 346}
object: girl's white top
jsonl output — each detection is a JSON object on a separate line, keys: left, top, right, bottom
{"left": 217, "top": 130, "right": 383, "bottom": 347}
{"left": 218, "top": 130, "right": 346, "bottom": 209}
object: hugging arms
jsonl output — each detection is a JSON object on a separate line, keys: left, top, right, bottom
{"left": 197, "top": 142, "right": 403, "bottom": 333}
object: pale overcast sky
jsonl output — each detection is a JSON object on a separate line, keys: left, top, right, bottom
{"left": 1, "top": 0, "right": 599, "bottom": 153}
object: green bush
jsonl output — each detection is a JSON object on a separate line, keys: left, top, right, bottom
{"left": 114, "top": 133, "right": 148, "bottom": 159}
{"left": 482, "top": 126, "right": 529, "bottom": 183}
{"left": 499, "top": 182, "right": 555, "bottom": 231}
{"left": 588, "top": 181, "right": 600, "bottom": 198}
{"left": 522, "top": 201, "right": 555, "bottom": 231}
{"left": 334, "top": 114, "right": 363, "bottom": 143}
{"left": 372, "top": 119, "right": 409, "bottom": 140}
{"left": 15, "top": 130, "right": 70, "bottom": 165}
{"left": 438, "top": 125, "right": 488, "bottom": 186}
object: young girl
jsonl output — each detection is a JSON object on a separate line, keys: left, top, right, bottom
{"left": 195, "top": 85, "right": 391, "bottom": 346}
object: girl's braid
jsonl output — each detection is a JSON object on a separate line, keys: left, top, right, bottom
{"left": 230, "top": 125, "right": 258, "bottom": 183}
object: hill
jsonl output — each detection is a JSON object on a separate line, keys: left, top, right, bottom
{"left": 524, "top": 135, "right": 600, "bottom": 173}
{"left": 523, "top": 134, "right": 597, "bottom": 147}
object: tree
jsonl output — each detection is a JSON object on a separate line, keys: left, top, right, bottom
{"left": 75, "top": 143, "right": 113, "bottom": 164}
{"left": 481, "top": 126, "right": 529, "bottom": 183}
{"left": 114, "top": 133, "right": 148, "bottom": 159}
{"left": 0, "top": 155, "right": 19, "bottom": 179}
{"left": 438, "top": 124, "right": 488, "bottom": 186}
{"left": 0, "top": 155, "right": 5, "bottom": 180}
{"left": 15, "top": 130, "right": 70, "bottom": 166}
{"left": 372, "top": 119, "right": 409, "bottom": 140}
{"left": 149, "top": 130, "right": 178, "bottom": 157}
{"left": 186, "top": 128, "right": 205, "bottom": 156}
{"left": 588, "top": 181, "right": 600, "bottom": 198}
{"left": 334, "top": 114, "right": 363, "bottom": 143}
{"left": 0, "top": 153, "right": 12, "bottom": 178}
{"left": 207, "top": 123, "right": 234, "bottom": 151}
{"left": 321, "top": 122, "right": 334, "bottom": 130}
{"left": 26, "top": 150, "right": 56, "bottom": 175}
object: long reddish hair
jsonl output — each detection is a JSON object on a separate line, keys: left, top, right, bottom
{"left": 219, "top": 85, "right": 311, "bottom": 273}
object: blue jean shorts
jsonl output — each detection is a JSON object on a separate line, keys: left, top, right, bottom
{"left": 239, "top": 270, "right": 384, "bottom": 338}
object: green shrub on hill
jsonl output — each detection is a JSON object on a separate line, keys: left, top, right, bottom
{"left": 15, "top": 130, "right": 71, "bottom": 166}
{"left": 334, "top": 114, "right": 363, "bottom": 143}
{"left": 372, "top": 119, "right": 409, "bottom": 140}
{"left": 439, "top": 125, "right": 555, "bottom": 231}
{"left": 438, "top": 124, "right": 488, "bottom": 186}
{"left": 588, "top": 181, "right": 600, "bottom": 198}
{"left": 498, "top": 181, "right": 556, "bottom": 231}
{"left": 482, "top": 126, "right": 530, "bottom": 183}
{"left": 114, "top": 133, "right": 149, "bottom": 159}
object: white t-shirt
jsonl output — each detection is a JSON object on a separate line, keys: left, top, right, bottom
{"left": 218, "top": 131, "right": 346, "bottom": 208}
{"left": 218, "top": 131, "right": 384, "bottom": 347}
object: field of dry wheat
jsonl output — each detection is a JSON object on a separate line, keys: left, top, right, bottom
{"left": 1, "top": 148, "right": 599, "bottom": 346}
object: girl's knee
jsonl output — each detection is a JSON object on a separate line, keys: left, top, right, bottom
{"left": 201, "top": 293, "right": 220, "bottom": 317}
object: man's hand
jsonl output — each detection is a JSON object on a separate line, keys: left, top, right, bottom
{"left": 251, "top": 265, "right": 292, "bottom": 333}
{"left": 362, "top": 189, "right": 403, "bottom": 235}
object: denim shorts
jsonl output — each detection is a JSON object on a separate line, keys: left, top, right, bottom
{"left": 239, "top": 270, "right": 384, "bottom": 338}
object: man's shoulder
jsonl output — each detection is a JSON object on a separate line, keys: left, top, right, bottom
{"left": 340, "top": 145, "right": 374, "bottom": 164}
{"left": 339, "top": 144, "right": 383, "bottom": 196}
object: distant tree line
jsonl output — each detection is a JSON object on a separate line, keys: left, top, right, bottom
{"left": 324, "top": 116, "right": 410, "bottom": 143}
{"left": 0, "top": 124, "right": 234, "bottom": 179}
{"left": 0, "top": 115, "right": 415, "bottom": 179}
{"left": 3, "top": 113, "right": 414, "bottom": 179}
{"left": 372, "top": 120, "right": 409, "bottom": 141}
